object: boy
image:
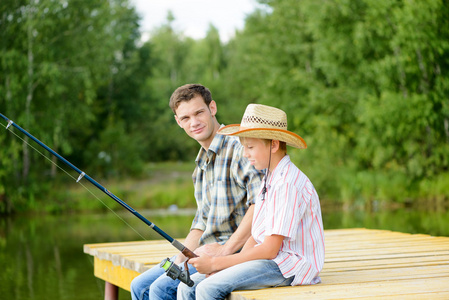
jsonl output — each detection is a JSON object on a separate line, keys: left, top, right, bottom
{"left": 177, "top": 104, "right": 325, "bottom": 300}
{"left": 130, "top": 85, "right": 263, "bottom": 300}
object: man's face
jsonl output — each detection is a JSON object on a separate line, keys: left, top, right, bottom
{"left": 175, "top": 96, "right": 217, "bottom": 147}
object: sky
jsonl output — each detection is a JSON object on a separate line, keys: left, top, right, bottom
{"left": 130, "top": 0, "right": 261, "bottom": 42}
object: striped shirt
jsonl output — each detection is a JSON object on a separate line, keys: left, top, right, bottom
{"left": 191, "top": 126, "right": 263, "bottom": 246}
{"left": 252, "top": 155, "right": 325, "bottom": 286}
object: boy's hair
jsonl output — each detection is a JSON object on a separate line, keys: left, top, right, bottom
{"left": 169, "top": 84, "right": 212, "bottom": 114}
{"left": 240, "top": 137, "right": 287, "bottom": 153}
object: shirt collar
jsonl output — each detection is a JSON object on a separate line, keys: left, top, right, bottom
{"left": 259, "top": 155, "right": 291, "bottom": 200}
{"left": 195, "top": 124, "right": 226, "bottom": 168}
{"left": 267, "top": 154, "right": 291, "bottom": 184}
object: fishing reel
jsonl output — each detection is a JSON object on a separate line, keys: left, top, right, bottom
{"left": 160, "top": 257, "right": 194, "bottom": 287}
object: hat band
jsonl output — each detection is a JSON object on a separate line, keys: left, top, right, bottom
{"left": 242, "top": 115, "right": 287, "bottom": 130}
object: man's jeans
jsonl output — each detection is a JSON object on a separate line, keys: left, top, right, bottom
{"left": 130, "top": 256, "right": 197, "bottom": 300}
{"left": 177, "top": 259, "right": 293, "bottom": 300}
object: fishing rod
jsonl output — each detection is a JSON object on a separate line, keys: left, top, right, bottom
{"left": 0, "top": 113, "right": 195, "bottom": 286}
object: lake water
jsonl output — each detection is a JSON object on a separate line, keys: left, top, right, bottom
{"left": 1, "top": 206, "right": 448, "bottom": 300}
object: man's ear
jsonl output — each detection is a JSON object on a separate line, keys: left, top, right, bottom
{"left": 209, "top": 100, "right": 217, "bottom": 117}
{"left": 174, "top": 115, "right": 182, "bottom": 128}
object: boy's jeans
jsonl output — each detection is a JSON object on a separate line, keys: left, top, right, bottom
{"left": 130, "top": 256, "right": 197, "bottom": 300}
{"left": 177, "top": 259, "right": 293, "bottom": 300}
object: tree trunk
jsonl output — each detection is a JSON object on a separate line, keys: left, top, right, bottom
{"left": 23, "top": 3, "right": 35, "bottom": 181}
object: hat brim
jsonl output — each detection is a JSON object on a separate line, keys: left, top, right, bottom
{"left": 218, "top": 124, "right": 307, "bottom": 149}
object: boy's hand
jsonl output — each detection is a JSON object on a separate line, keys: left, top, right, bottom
{"left": 189, "top": 255, "right": 215, "bottom": 274}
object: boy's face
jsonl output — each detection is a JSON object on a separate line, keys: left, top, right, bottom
{"left": 241, "top": 138, "right": 271, "bottom": 170}
{"left": 175, "top": 95, "right": 217, "bottom": 147}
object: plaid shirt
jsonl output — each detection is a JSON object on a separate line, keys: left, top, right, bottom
{"left": 191, "top": 127, "right": 263, "bottom": 246}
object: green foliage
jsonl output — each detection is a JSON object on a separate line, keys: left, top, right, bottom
{"left": 0, "top": 0, "right": 141, "bottom": 212}
{"left": 224, "top": 0, "right": 449, "bottom": 205}
{"left": 48, "top": 162, "right": 195, "bottom": 213}
{"left": 84, "top": 119, "right": 145, "bottom": 177}
{"left": 1, "top": 0, "right": 448, "bottom": 213}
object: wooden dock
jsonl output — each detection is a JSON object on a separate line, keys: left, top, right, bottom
{"left": 84, "top": 228, "right": 449, "bottom": 299}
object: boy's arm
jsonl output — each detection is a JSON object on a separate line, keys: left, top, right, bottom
{"left": 241, "top": 235, "right": 257, "bottom": 252}
{"left": 190, "top": 234, "right": 284, "bottom": 274}
{"left": 195, "top": 205, "right": 254, "bottom": 257}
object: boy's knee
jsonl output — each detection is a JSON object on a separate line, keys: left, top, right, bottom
{"left": 177, "top": 283, "right": 195, "bottom": 300}
{"left": 148, "top": 282, "right": 162, "bottom": 298}
{"left": 148, "top": 285, "right": 165, "bottom": 300}
{"left": 196, "top": 280, "right": 220, "bottom": 299}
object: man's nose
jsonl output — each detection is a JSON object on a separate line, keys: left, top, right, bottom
{"left": 190, "top": 116, "right": 201, "bottom": 127}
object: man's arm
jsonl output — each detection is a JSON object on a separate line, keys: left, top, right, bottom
{"left": 221, "top": 204, "right": 254, "bottom": 255}
{"left": 195, "top": 205, "right": 254, "bottom": 257}
{"left": 174, "top": 229, "right": 203, "bottom": 264}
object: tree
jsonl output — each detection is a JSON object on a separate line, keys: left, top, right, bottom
{"left": 0, "top": 0, "right": 140, "bottom": 212}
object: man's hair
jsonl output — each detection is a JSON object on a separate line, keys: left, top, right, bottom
{"left": 169, "top": 84, "right": 212, "bottom": 114}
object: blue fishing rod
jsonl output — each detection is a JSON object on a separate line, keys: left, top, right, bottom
{"left": 0, "top": 113, "right": 195, "bottom": 286}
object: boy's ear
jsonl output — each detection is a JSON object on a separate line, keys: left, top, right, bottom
{"left": 271, "top": 140, "right": 280, "bottom": 153}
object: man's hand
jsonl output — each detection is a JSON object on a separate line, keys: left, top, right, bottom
{"left": 194, "top": 243, "right": 225, "bottom": 257}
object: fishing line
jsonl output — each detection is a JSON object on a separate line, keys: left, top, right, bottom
{"left": 0, "top": 121, "right": 147, "bottom": 241}
{"left": 1, "top": 112, "right": 198, "bottom": 274}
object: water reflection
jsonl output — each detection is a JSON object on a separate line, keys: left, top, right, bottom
{"left": 0, "top": 212, "right": 193, "bottom": 300}
{"left": 323, "top": 207, "right": 449, "bottom": 237}
{"left": 0, "top": 207, "right": 448, "bottom": 300}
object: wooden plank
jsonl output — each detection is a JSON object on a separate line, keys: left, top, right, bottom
{"left": 229, "top": 277, "right": 449, "bottom": 300}
{"left": 320, "top": 265, "right": 449, "bottom": 284}
{"left": 326, "top": 239, "right": 449, "bottom": 250}
{"left": 344, "top": 292, "right": 449, "bottom": 300}
{"left": 325, "top": 251, "right": 449, "bottom": 264}
{"left": 83, "top": 228, "right": 449, "bottom": 299}
{"left": 327, "top": 257, "right": 449, "bottom": 270}
{"left": 86, "top": 241, "right": 182, "bottom": 272}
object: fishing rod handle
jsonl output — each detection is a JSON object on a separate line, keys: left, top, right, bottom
{"left": 171, "top": 239, "right": 198, "bottom": 258}
{"left": 182, "top": 247, "right": 198, "bottom": 259}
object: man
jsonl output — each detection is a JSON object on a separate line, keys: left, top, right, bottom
{"left": 130, "top": 84, "right": 263, "bottom": 300}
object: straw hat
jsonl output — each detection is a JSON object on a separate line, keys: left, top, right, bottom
{"left": 218, "top": 104, "right": 307, "bottom": 149}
